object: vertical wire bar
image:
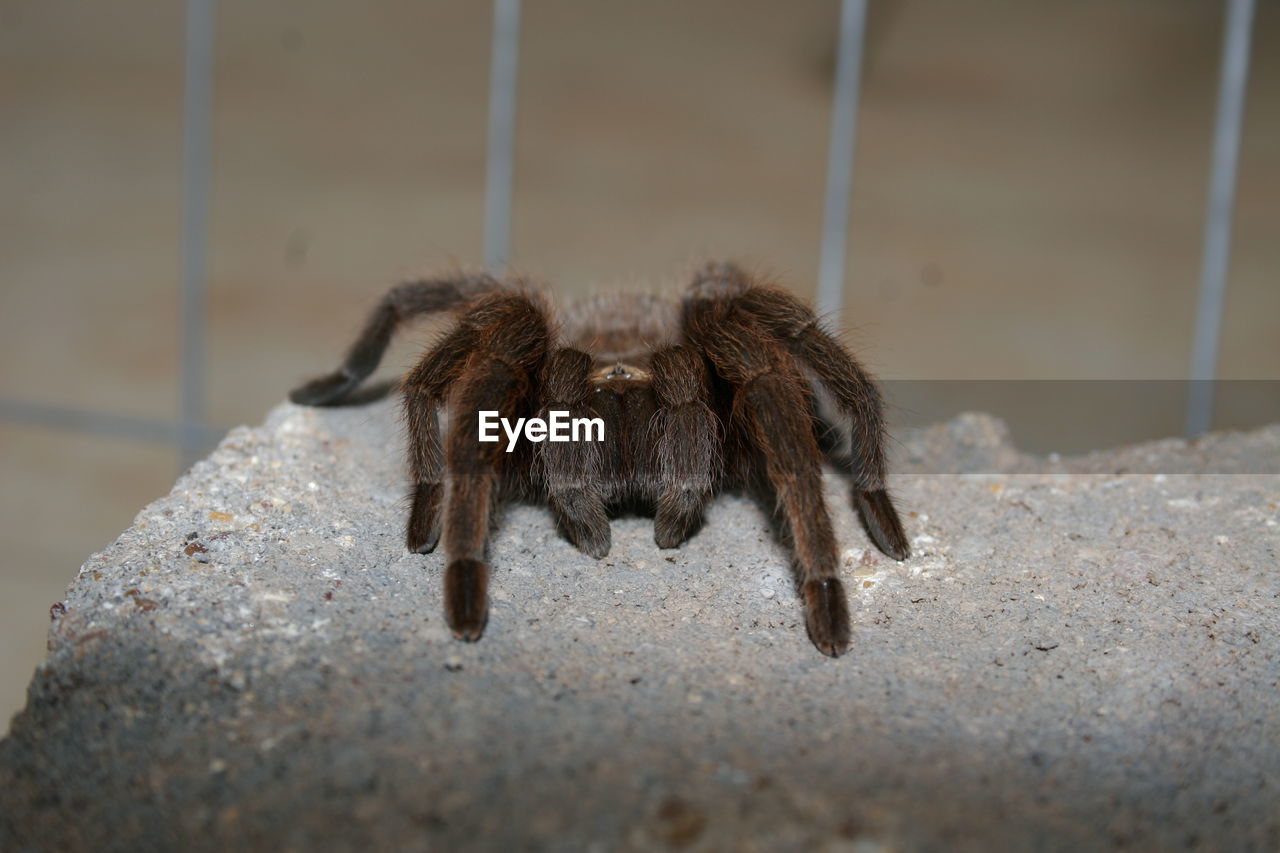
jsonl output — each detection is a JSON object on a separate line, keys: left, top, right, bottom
{"left": 484, "top": 0, "right": 522, "bottom": 270}
{"left": 816, "top": 0, "right": 869, "bottom": 322}
{"left": 180, "top": 0, "right": 216, "bottom": 467}
{"left": 1186, "top": 0, "right": 1255, "bottom": 437}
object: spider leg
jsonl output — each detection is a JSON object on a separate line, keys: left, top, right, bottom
{"left": 650, "top": 346, "right": 719, "bottom": 549}
{"left": 732, "top": 286, "right": 910, "bottom": 561}
{"left": 440, "top": 363, "right": 515, "bottom": 640}
{"left": 401, "top": 325, "right": 479, "bottom": 554}
{"left": 539, "top": 349, "right": 610, "bottom": 558}
{"left": 290, "top": 274, "right": 500, "bottom": 406}
{"left": 438, "top": 293, "right": 550, "bottom": 640}
{"left": 685, "top": 299, "right": 851, "bottom": 657}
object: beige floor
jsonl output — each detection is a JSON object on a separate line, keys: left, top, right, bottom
{"left": 2, "top": 0, "right": 1277, "bottom": 733}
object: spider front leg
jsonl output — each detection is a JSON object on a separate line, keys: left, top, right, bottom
{"left": 440, "top": 365, "right": 516, "bottom": 640}
{"left": 686, "top": 306, "right": 851, "bottom": 656}
{"left": 539, "top": 349, "right": 610, "bottom": 558}
{"left": 401, "top": 325, "right": 478, "bottom": 554}
{"left": 650, "top": 346, "right": 719, "bottom": 549}
{"left": 436, "top": 294, "right": 550, "bottom": 640}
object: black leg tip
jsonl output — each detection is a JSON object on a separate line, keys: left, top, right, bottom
{"left": 654, "top": 530, "right": 683, "bottom": 550}
{"left": 804, "top": 578, "right": 851, "bottom": 657}
{"left": 855, "top": 489, "right": 911, "bottom": 561}
{"left": 654, "top": 512, "right": 701, "bottom": 550}
{"left": 580, "top": 536, "right": 611, "bottom": 560}
{"left": 407, "top": 534, "right": 439, "bottom": 555}
{"left": 406, "top": 484, "right": 442, "bottom": 554}
{"left": 558, "top": 525, "right": 608, "bottom": 559}
{"left": 289, "top": 371, "right": 357, "bottom": 407}
{"left": 551, "top": 491, "right": 611, "bottom": 559}
{"left": 445, "top": 558, "right": 489, "bottom": 641}
{"left": 558, "top": 513, "right": 610, "bottom": 559}
{"left": 654, "top": 494, "right": 705, "bottom": 550}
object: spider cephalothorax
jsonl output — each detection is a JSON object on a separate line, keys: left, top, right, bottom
{"left": 290, "top": 262, "right": 910, "bottom": 656}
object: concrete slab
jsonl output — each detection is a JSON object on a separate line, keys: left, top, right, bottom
{"left": 2, "top": 401, "right": 1277, "bottom": 851}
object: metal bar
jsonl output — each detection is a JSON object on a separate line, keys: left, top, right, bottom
{"left": 0, "top": 396, "right": 224, "bottom": 447}
{"left": 483, "top": 0, "right": 522, "bottom": 270}
{"left": 816, "top": 0, "right": 869, "bottom": 322}
{"left": 180, "top": 0, "right": 216, "bottom": 466}
{"left": 1187, "top": 0, "right": 1255, "bottom": 437}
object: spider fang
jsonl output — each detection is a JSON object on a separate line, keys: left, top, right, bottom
{"left": 590, "top": 363, "right": 651, "bottom": 385}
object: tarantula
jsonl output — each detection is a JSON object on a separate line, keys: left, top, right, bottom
{"left": 290, "top": 262, "right": 909, "bottom": 657}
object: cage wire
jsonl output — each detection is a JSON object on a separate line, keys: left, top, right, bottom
{"left": 0, "top": 0, "right": 1258, "bottom": 466}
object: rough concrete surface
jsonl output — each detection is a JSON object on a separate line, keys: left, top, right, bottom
{"left": 1, "top": 400, "right": 1277, "bottom": 852}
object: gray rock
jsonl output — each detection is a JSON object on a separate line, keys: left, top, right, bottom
{"left": 2, "top": 401, "right": 1278, "bottom": 852}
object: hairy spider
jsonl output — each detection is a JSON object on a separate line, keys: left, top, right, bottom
{"left": 290, "top": 262, "right": 909, "bottom": 656}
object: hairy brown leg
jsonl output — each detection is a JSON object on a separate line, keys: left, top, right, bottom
{"left": 289, "top": 274, "right": 499, "bottom": 406}
{"left": 438, "top": 294, "right": 550, "bottom": 640}
{"left": 650, "top": 346, "right": 719, "bottom": 549}
{"left": 685, "top": 296, "right": 851, "bottom": 657}
{"left": 539, "top": 349, "right": 610, "bottom": 558}
{"left": 734, "top": 285, "right": 910, "bottom": 561}
{"left": 401, "top": 325, "right": 478, "bottom": 554}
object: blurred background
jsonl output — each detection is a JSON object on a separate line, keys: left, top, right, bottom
{"left": 1, "top": 0, "right": 1277, "bottom": 733}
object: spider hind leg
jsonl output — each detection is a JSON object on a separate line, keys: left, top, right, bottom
{"left": 290, "top": 274, "right": 500, "bottom": 406}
